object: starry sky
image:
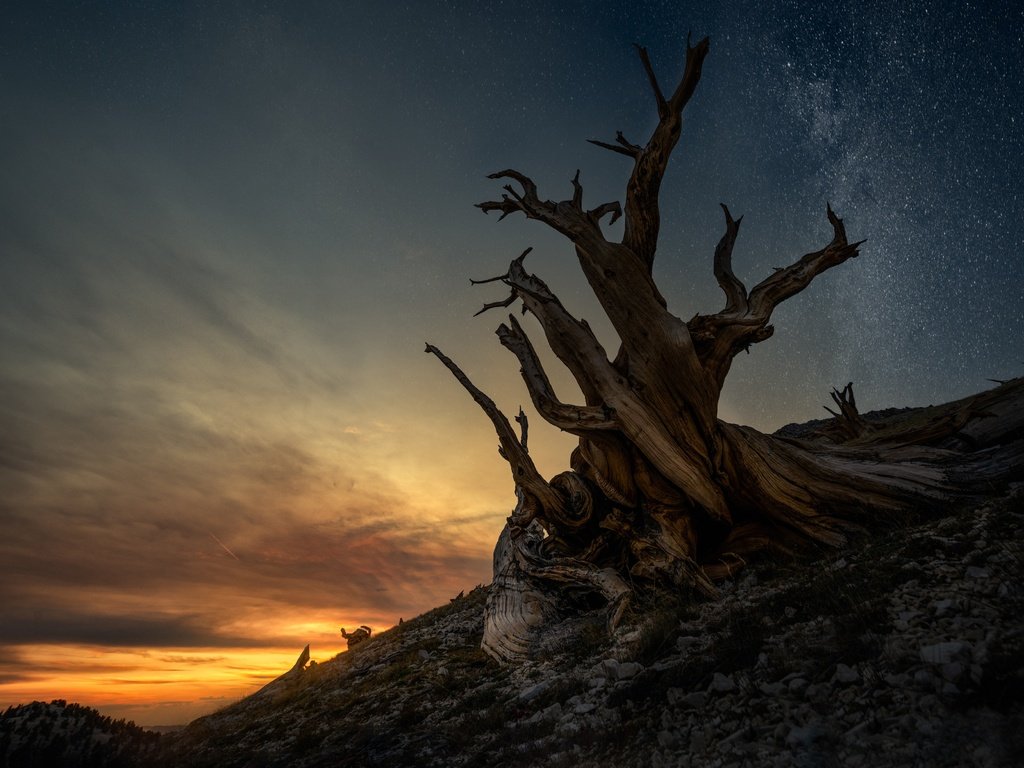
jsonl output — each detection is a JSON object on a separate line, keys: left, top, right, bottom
{"left": 1, "top": 0, "right": 1021, "bottom": 725}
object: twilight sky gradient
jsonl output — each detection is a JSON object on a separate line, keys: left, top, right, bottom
{"left": 2, "top": 1, "right": 1021, "bottom": 724}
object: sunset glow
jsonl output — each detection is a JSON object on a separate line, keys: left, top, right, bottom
{"left": 3, "top": 1, "right": 1021, "bottom": 728}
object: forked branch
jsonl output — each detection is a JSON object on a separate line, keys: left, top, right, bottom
{"left": 497, "top": 315, "right": 617, "bottom": 433}
{"left": 587, "top": 131, "right": 642, "bottom": 158}
{"left": 713, "top": 203, "right": 747, "bottom": 314}
{"left": 477, "top": 170, "right": 618, "bottom": 247}
{"left": 693, "top": 205, "right": 861, "bottom": 383}
{"left": 620, "top": 35, "right": 710, "bottom": 268}
{"left": 825, "top": 382, "right": 871, "bottom": 441}
{"left": 747, "top": 204, "right": 864, "bottom": 319}
{"left": 485, "top": 253, "right": 620, "bottom": 405}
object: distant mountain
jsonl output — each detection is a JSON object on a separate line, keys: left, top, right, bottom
{"left": 0, "top": 700, "right": 161, "bottom": 767}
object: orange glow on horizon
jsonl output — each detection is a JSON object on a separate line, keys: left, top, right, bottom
{"left": 1, "top": 644, "right": 296, "bottom": 725}
{"left": 0, "top": 608, "right": 399, "bottom": 726}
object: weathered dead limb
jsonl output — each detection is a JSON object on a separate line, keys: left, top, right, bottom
{"left": 496, "top": 315, "right": 616, "bottom": 434}
{"left": 619, "top": 36, "right": 710, "bottom": 268}
{"left": 713, "top": 204, "right": 747, "bottom": 314}
{"left": 424, "top": 343, "right": 568, "bottom": 521}
{"left": 428, "top": 29, "right": 1024, "bottom": 663}
{"left": 824, "top": 382, "right": 872, "bottom": 441}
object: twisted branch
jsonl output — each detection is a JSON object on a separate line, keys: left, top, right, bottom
{"left": 713, "top": 204, "right": 747, "bottom": 314}
{"left": 747, "top": 204, "right": 864, "bottom": 318}
{"left": 424, "top": 343, "right": 568, "bottom": 518}
{"left": 497, "top": 315, "right": 617, "bottom": 433}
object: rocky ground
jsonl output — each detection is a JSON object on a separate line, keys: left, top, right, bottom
{"left": 0, "top": 700, "right": 162, "bottom": 767}
{"left": 153, "top": 484, "right": 1024, "bottom": 768}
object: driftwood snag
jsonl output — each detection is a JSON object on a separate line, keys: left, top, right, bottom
{"left": 254, "top": 645, "right": 311, "bottom": 699}
{"left": 427, "top": 33, "right": 1024, "bottom": 662}
{"left": 340, "top": 626, "right": 371, "bottom": 649}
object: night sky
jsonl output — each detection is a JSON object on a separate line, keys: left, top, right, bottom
{"left": 2, "top": 1, "right": 1021, "bottom": 724}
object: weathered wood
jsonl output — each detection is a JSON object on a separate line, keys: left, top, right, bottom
{"left": 429, "top": 31, "right": 1024, "bottom": 661}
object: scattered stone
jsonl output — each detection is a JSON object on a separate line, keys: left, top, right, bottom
{"left": 709, "top": 672, "right": 736, "bottom": 693}
{"left": 919, "top": 641, "right": 971, "bottom": 665}
{"left": 615, "top": 661, "right": 643, "bottom": 681}
{"left": 148, "top": 490, "right": 1024, "bottom": 768}
{"left": 574, "top": 700, "right": 597, "bottom": 715}
{"left": 834, "top": 663, "right": 859, "bottom": 684}
{"left": 758, "top": 681, "right": 786, "bottom": 696}
{"left": 518, "top": 680, "right": 551, "bottom": 702}
{"left": 676, "top": 635, "right": 701, "bottom": 651}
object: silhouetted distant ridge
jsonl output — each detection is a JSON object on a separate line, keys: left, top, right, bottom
{"left": 0, "top": 700, "right": 161, "bottom": 767}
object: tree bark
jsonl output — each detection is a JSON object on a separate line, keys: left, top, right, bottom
{"left": 427, "top": 33, "right": 1024, "bottom": 662}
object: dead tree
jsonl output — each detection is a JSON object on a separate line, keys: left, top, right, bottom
{"left": 824, "top": 382, "right": 871, "bottom": 441}
{"left": 340, "top": 626, "right": 371, "bottom": 649}
{"left": 427, "top": 34, "right": 1024, "bottom": 662}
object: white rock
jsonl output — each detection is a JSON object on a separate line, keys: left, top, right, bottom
{"left": 709, "top": 672, "right": 736, "bottom": 693}
{"left": 574, "top": 701, "right": 597, "bottom": 715}
{"left": 518, "top": 680, "right": 551, "bottom": 702}
{"left": 758, "top": 682, "right": 786, "bottom": 696}
{"left": 834, "top": 663, "right": 859, "bottom": 684}
{"left": 919, "top": 641, "right": 971, "bottom": 665}
{"left": 615, "top": 661, "right": 643, "bottom": 681}
{"left": 676, "top": 635, "right": 700, "bottom": 651}
{"left": 600, "top": 658, "right": 620, "bottom": 678}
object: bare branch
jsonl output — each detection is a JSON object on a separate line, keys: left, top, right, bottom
{"left": 588, "top": 201, "right": 622, "bottom": 225}
{"left": 747, "top": 204, "right": 863, "bottom": 319}
{"left": 634, "top": 43, "right": 668, "bottom": 116}
{"left": 622, "top": 35, "right": 711, "bottom": 268}
{"left": 477, "top": 170, "right": 606, "bottom": 247}
{"left": 470, "top": 248, "right": 533, "bottom": 315}
{"left": 667, "top": 33, "right": 709, "bottom": 112}
{"left": 825, "top": 382, "right": 871, "bottom": 441}
{"left": 571, "top": 169, "right": 583, "bottom": 209}
{"left": 424, "top": 343, "right": 568, "bottom": 516}
{"left": 587, "top": 139, "right": 636, "bottom": 157}
{"left": 503, "top": 258, "right": 620, "bottom": 405}
{"left": 613, "top": 131, "right": 642, "bottom": 153}
{"left": 587, "top": 131, "right": 642, "bottom": 158}
{"left": 694, "top": 207, "right": 860, "bottom": 376}
{"left": 474, "top": 293, "right": 517, "bottom": 317}
{"left": 713, "top": 203, "right": 747, "bottom": 314}
{"left": 515, "top": 408, "right": 528, "bottom": 450}
{"left": 497, "top": 315, "right": 617, "bottom": 433}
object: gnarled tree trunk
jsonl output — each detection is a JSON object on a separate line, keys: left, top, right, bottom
{"left": 427, "top": 34, "right": 1024, "bottom": 662}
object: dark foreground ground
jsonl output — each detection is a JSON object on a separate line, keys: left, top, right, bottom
{"left": 158, "top": 485, "right": 1024, "bottom": 767}
{"left": 4, "top": 489, "right": 1022, "bottom": 768}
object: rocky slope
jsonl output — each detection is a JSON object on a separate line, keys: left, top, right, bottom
{"left": 0, "top": 700, "right": 162, "bottom": 767}
{"left": 154, "top": 484, "right": 1024, "bottom": 767}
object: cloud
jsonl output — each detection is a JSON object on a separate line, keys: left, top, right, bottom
{"left": 0, "top": 353, "right": 493, "bottom": 662}
{"left": 0, "top": 610, "right": 273, "bottom": 650}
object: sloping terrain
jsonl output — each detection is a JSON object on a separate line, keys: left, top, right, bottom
{"left": 156, "top": 486, "right": 1024, "bottom": 767}
{"left": 0, "top": 700, "right": 162, "bottom": 767}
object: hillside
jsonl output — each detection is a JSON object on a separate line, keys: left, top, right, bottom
{"left": 152, "top": 484, "right": 1024, "bottom": 767}
{"left": 0, "top": 700, "right": 161, "bottom": 767}
{"left": 4, "top": 386, "right": 1022, "bottom": 768}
